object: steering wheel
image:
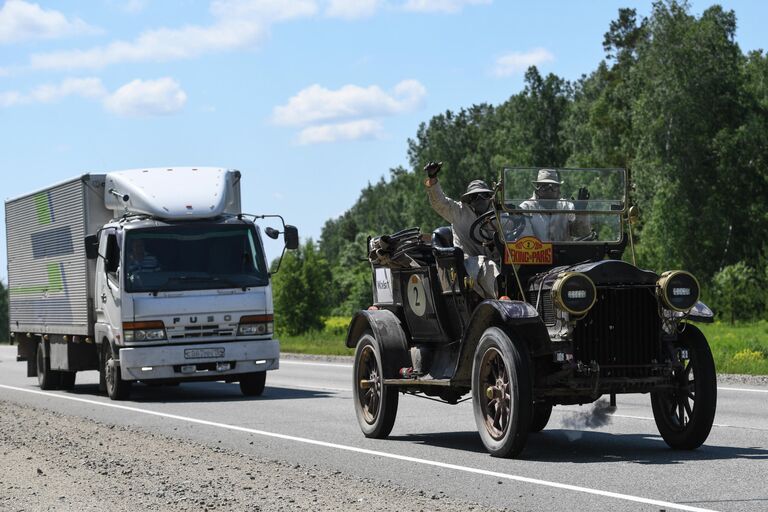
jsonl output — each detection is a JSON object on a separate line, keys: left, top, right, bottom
{"left": 469, "top": 211, "right": 497, "bottom": 246}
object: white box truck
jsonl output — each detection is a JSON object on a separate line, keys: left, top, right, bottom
{"left": 5, "top": 167, "right": 298, "bottom": 400}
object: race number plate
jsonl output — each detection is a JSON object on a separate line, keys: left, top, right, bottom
{"left": 184, "top": 348, "right": 225, "bottom": 359}
{"left": 505, "top": 236, "right": 553, "bottom": 265}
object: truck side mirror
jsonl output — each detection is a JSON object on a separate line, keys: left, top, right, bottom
{"left": 84, "top": 235, "right": 99, "bottom": 260}
{"left": 265, "top": 227, "right": 280, "bottom": 240}
{"left": 284, "top": 225, "right": 299, "bottom": 250}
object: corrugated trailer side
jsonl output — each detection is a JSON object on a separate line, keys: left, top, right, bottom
{"left": 5, "top": 174, "right": 110, "bottom": 372}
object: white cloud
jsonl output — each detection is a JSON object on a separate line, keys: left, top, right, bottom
{"left": 0, "top": 77, "right": 106, "bottom": 106}
{"left": 0, "top": 0, "right": 99, "bottom": 44}
{"left": 210, "top": 0, "right": 317, "bottom": 22}
{"left": 273, "top": 79, "right": 426, "bottom": 127}
{"left": 0, "top": 90, "right": 23, "bottom": 107}
{"left": 29, "top": 77, "right": 107, "bottom": 102}
{"left": 402, "top": 0, "right": 491, "bottom": 14}
{"left": 103, "top": 78, "right": 187, "bottom": 117}
{"left": 494, "top": 48, "right": 554, "bottom": 76}
{"left": 298, "top": 120, "right": 384, "bottom": 144}
{"left": 325, "top": 0, "right": 381, "bottom": 19}
{"left": 121, "top": 0, "right": 148, "bottom": 14}
{"left": 28, "top": 0, "right": 317, "bottom": 71}
{"left": 1, "top": 76, "right": 188, "bottom": 117}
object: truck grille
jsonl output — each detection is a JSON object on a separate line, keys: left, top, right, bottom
{"left": 572, "top": 286, "right": 662, "bottom": 378}
{"left": 168, "top": 324, "right": 235, "bottom": 340}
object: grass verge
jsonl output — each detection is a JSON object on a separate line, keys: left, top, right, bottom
{"left": 278, "top": 331, "right": 351, "bottom": 356}
{"left": 698, "top": 320, "right": 768, "bottom": 375}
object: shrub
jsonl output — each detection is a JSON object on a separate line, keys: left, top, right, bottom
{"left": 709, "top": 262, "right": 766, "bottom": 324}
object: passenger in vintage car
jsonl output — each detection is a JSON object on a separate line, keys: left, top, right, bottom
{"left": 518, "top": 168, "right": 591, "bottom": 241}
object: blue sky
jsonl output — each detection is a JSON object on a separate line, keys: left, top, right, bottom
{"left": 1, "top": 0, "right": 765, "bottom": 283}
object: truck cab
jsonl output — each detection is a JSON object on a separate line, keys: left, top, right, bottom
{"left": 8, "top": 167, "right": 297, "bottom": 400}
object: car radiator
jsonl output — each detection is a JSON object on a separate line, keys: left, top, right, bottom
{"left": 572, "top": 286, "right": 663, "bottom": 378}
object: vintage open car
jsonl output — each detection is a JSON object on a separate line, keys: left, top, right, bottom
{"left": 346, "top": 167, "right": 716, "bottom": 458}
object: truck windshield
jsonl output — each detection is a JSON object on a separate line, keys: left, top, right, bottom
{"left": 123, "top": 224, "right": 269, "bottom": 293}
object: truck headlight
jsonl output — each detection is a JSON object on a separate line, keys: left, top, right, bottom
{"left": 658, "top": 271, "right": 700, "bottom": 312}
{"left": 238, "top": 314, "right": 274, "bottom": 336}
{"left": 552, "top": 272, "right": 597, "bottom": 316}
{"left": 123, "top": 321, "right": 166, "bottom": 342}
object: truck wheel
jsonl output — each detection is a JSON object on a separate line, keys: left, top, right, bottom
{"left": 36, "top": 340, "right": 61, "bottom": 390}
{"left": 240, "top": 372, "right": 267, "bottom": 396}
{"left": 353, "top": 333, "right": 398, "bottom": 439}
{"left": 472, "top": 327, "right": 532, "bottom": 458}
{"left": 651, "top": 327, "right": 717, "bottom": 450}
{"left": 59, "top": 372, "right": 76, "bottom": 390}
{"left": 530, "top": 403, "right": 553, "bottom": 433}
{"left": 102, "top": 342, "right": 132, "bottom": 401}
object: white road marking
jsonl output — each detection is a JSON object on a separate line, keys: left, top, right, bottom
{"left": 280, "top": 359, "right": 351, "bottom": 369}
{"left": 717, "top": 387, "right": 768, "bottom": 394}
{"left": 0, "top": 383, "right": 717, "bottom": 512}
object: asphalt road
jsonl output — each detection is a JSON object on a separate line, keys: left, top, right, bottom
{"left": 1, "top": 345, "right": 766, "bottom": 512}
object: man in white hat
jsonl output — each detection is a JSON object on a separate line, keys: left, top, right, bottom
{"left": 519, "top": 168, "right": 591, "bottom": 241}
{"left": 423, "top": 162, "right": 499, "bottom": 299}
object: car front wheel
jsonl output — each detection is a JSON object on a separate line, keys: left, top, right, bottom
{"left": 651, "top": 326, "right": 717, "bottom": 450}
{"left": 472, "top": 327, "right": 532, "bottom": 457}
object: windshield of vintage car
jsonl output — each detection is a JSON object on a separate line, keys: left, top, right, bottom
{"left": 500, "top": 167, "right": 626, "bottom": 243}
{"left": 123, "top": 224, "right": 269, "bottom": 293}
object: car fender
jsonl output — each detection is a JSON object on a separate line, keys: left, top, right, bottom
{"left": 685, "top": 301, "right": 715, "bottom": 324}
{"left": 346, "top": 309, "right": 411, "bottom": 379}
{"left": 452, "top": 300, "right": 549, "bottom": 385}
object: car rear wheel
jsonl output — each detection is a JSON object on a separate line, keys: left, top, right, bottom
{"left": 472, "top": 327, "right": 532, "bottom": 457}
{"left": 651, "top": 327, "right": 716, "bottom": 450}
{"left": 240, "top": 371, "right": 267, "bottom": 396}
{"left": 353, "top": 333, "right": 398, "bottom": 439}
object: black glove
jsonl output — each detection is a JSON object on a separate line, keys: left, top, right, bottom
{"left": 575, "top": 187, "right": 590, "bottom": 210}
{"left": 424, "top": 161, "right": 442, "bottom": 179}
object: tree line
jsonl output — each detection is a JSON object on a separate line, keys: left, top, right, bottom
{"left": 271, "top": 1, "right": 768, "bottom": 334}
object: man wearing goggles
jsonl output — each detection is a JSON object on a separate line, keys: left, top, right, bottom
{"left": 519, "top": 169, "right": 591, "bottom": 241}
{"left": 423, "top": 161, "right": 500, "bottom": 299}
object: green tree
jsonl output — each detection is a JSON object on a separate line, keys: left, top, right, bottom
{"left": 710, "top": 262, "right": 766, "bottom": 324}
{"left": 271, "top": 241, "right": 333, "bottom": 336}
{"left": 0, "top": 280, "right": 8, "bottom": 343}
{"left": 630, "top": 2, "right": 752, "bottom": 280}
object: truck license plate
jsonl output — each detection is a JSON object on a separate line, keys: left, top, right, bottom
{"left": 184, "top": 348, "right": 225, "bottom": 359}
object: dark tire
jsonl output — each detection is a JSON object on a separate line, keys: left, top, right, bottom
{"left": 36, "top": 340, "right": 61, "bottom": 390}
{"left": 59, "top": 371, "right": 76, "bottom": 390}
{"left": 530, "top": 403, "right": 553, "bottom": 433}
{"left": 102, "top": 341, "right": 132, "bottom": 401}
{"left": 353, "top": 333, "right": 399, "bottom": 439}
{"left": 472, "top": 327, "right": 532, "bottom": 458}
{"left": 651, "top": 326, "right": 717, "bottom": 450}
{"left": 240, "top": 372, "right": 267, "bottom": 396}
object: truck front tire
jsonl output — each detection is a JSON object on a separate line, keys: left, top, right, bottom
{"left": 239, "top": 371, "right": 267, "bottom": 396}
{"left": 102, "top": 341, "right": 132, "bottom": 401}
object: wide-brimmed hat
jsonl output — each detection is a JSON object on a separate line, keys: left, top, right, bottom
{"left": 533, "top": 168, "right": 561, "bottom": 184}
{"left": 461, "top": 179, "right": 494, "bottom": 202}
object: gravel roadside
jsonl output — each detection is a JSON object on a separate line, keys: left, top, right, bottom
{"left": 0, "top": 400, "right": 511, "bottom": 512}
